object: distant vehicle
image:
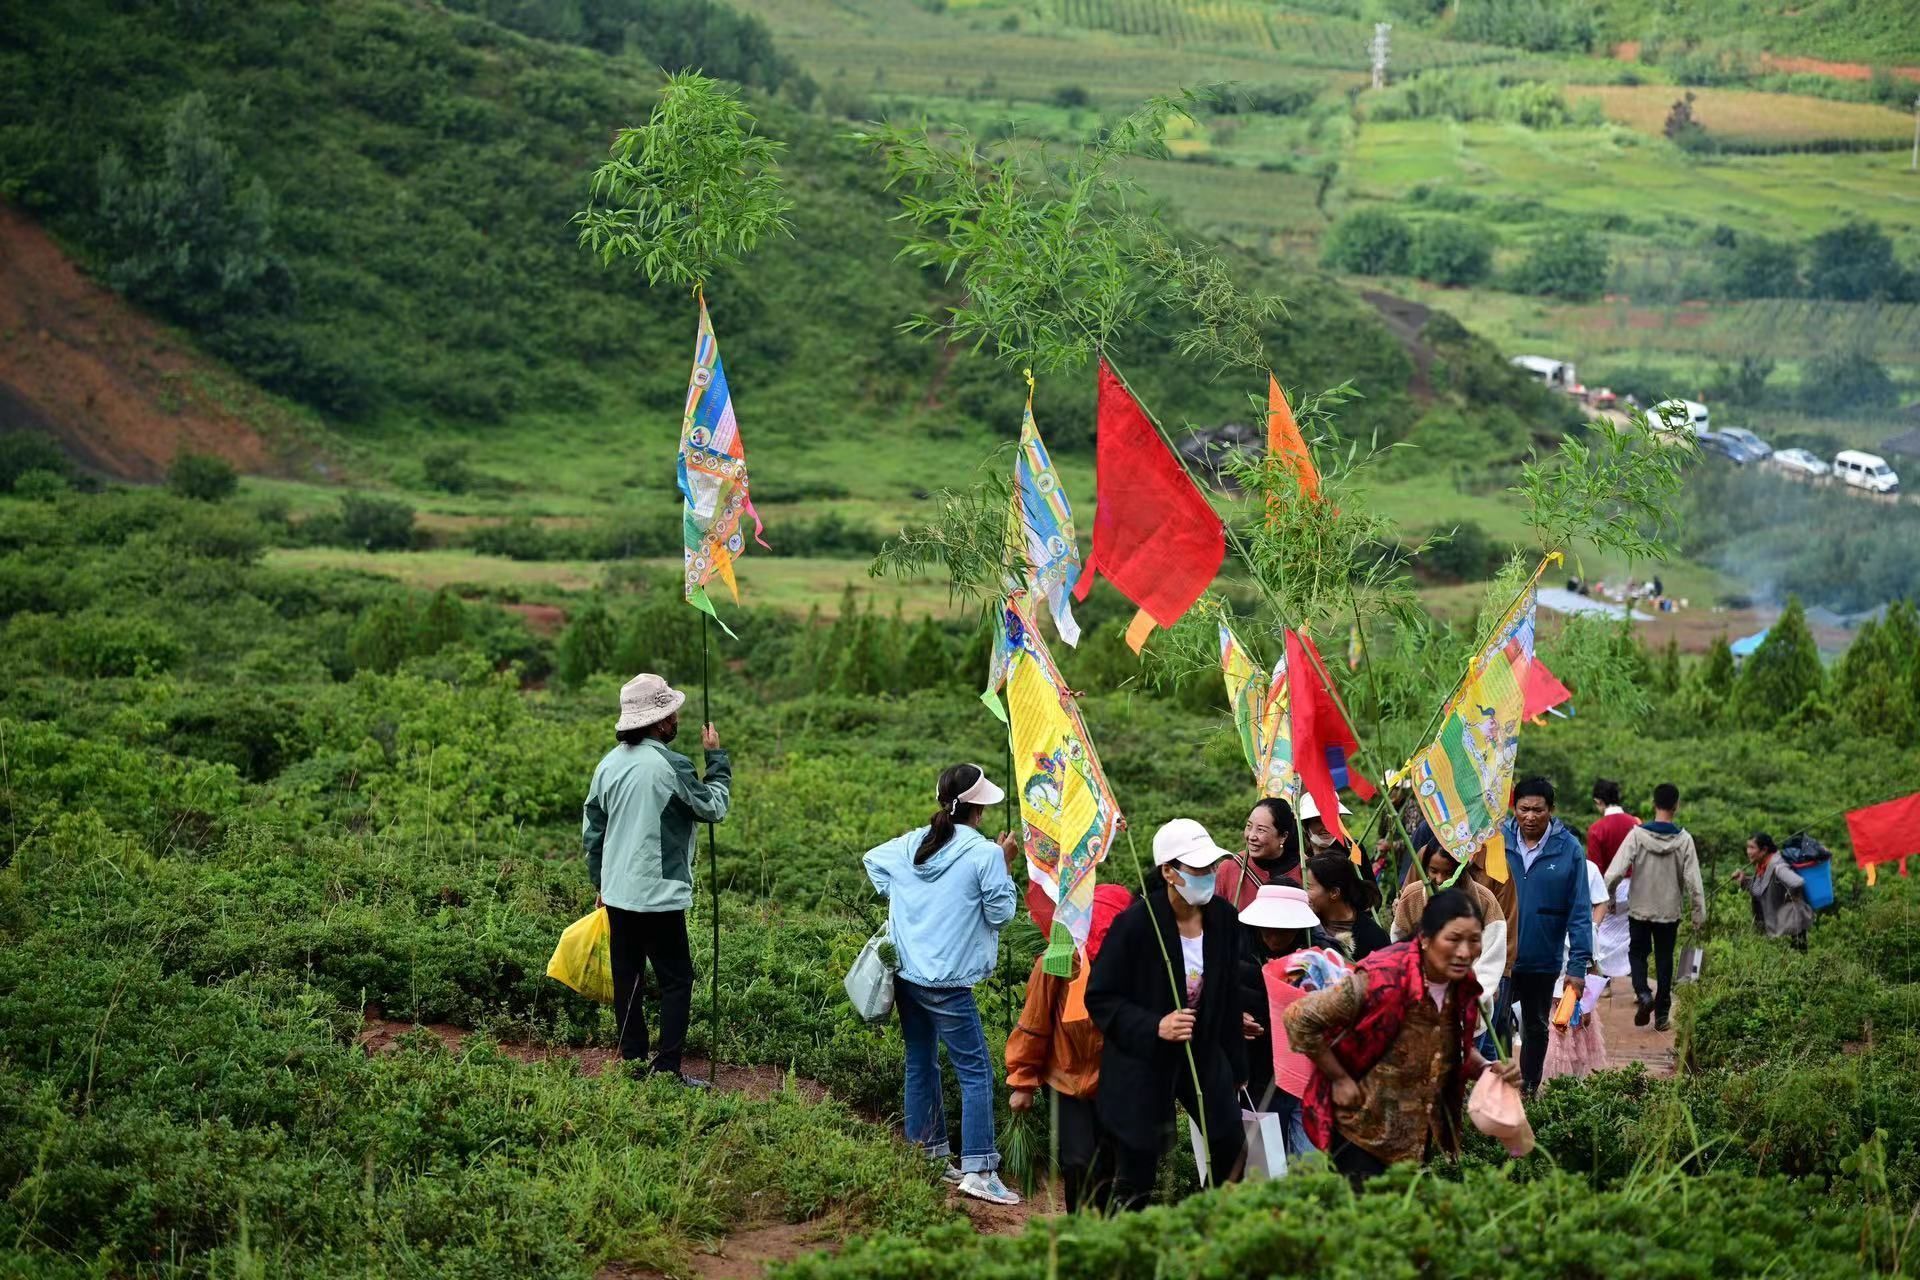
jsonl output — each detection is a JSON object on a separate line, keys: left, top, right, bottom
{"left": 1772, "top": 448, "right": 1830, "bottom": 478}
{"left": 1512, "top": 355, "right": 1579, "bottom": 395}
{"left": 1588, "top": 387, "right": 1618, "bottom": 409}
{"left": 1650, "top": 398, "right": 1708, "bottom": 437}
{"left": 1834, "top": 449, "right": 1900, "bottom": 495}
{"left": 1718, "top": 427, "right": 1772, "bottom": 459}
{"left": 1698, "top": 431, "right": 1762, "bottom": 465}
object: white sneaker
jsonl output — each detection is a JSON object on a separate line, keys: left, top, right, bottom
{"left": 938, "top": 1162, "right": 964, "bottom": 1185}
{"left": 957, "top": 1171, "right": 1021, "bottom": 1206}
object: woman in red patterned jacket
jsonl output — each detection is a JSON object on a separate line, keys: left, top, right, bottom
{"left": 1283, "top": 889, "right": 1522, "bottom": 1184}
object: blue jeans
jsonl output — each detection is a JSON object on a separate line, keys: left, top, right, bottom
{"left": 896, "top": 978, "right": 999, "bottom": 1174}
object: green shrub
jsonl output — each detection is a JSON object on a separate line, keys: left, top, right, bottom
{"left": 10, "top": 468, "right": 68, "bottom": 500}
{"left": 339, "top": 493, "right": 416, "bottom": 551}
{"left": 1508, "top": 229, "right": 1609, "bottom": 301}
{"left": 0, "top": 433, "right": 70, "bottom": 492}
{"left": 1408, "top": 217, "right": 1495, "bottom": 286}
{"left": 166, "top": 451, "right": 239, "bottom": 501}
{"left": 1797, "top": 349, "right": 1898, "bottom": 415}
{"left": 1321, "top": 208, "right": 1412, "bottom": 276}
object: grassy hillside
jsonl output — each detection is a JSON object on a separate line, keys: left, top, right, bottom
{"left": 0, "top": 0, "right": 1563, "bottom": 531}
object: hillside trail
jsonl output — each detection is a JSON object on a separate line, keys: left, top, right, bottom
{"left": 1594, "top": 978, "right": 1678, "bottom": 1077}
{"left": 355, "top": 1011, "right": 1050, "bottom": 1277}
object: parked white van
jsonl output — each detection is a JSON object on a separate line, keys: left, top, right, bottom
{"left": 1833, "top": 450, "right": 1900, "bottom": 495}
{"left": 1649, "top": 398, "right": 1708, "bottom": 437}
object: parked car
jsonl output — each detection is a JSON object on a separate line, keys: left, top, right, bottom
{"left": 1834, "top": 449, "right": 1901, "bottom": 495}
{"left": 1698, "top": 431, "right": 1763, "bottom": 465}
{"left": 1772, "top": 448, "right": 1830, "bottom": 478}
{"left": 1718, "top": 427, "right": 1772, "bottom": 459}
{"left": 1650, "top": 397, "right": 1708, "bottom": 437}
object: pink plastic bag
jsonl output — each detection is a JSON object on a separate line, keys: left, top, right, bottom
{"left": 1468, "top": 1069, "right": 1535, "bottom": 1157}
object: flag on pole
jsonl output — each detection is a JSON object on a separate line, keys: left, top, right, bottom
{"left": 1845, "top": 791, "right": 1920, "bottom": 887}
{"left": 993, "top": 594, "right": 1122, "bottom": 977}
{"left": 1074, "top": 361, "right": 1225, "bottom": 654}
{"left": 1266, "top": 375, "right": 1320, "bottom": 509}
{"left": 1220, "top": 622, "right": 1265, "bottom": 776}
{"left": 679, "top": 294, "right": 768, "bottom": 631}
{"left": 1219, "top": 621, "right": 1302, "bottom": 802}
{"left": 1286, "top": 630, "right": 1375, "bottom": 846}
{"left": 1403, "top": 582, "right": 1542, "bottom": 882}
{"left": 1011, "top": 375, "right": 1082, "bottom": 646}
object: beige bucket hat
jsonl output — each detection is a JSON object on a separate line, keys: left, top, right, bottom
{"left": 616, "top": 672, "right": 686, "bottom": 732}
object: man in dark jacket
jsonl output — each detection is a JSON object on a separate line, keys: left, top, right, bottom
{"left": 1500, "top": 777, "right": 1593, "bottom": 1097}
{"left": 1087, "top": 819, "right": 1247, "bottom": 1209}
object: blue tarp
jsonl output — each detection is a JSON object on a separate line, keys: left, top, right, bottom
{"left": 1730, "top": 629, "right": 1769, "bottom": 657}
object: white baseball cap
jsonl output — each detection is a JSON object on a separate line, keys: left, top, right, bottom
{"left": 1239, "top": 884, "right": 1320, "bottom": 930}
{"left": 1297, "top": 792, "right": 1352, "bottom": 823}
{"left": 1152, "top": 818, "right": 1232, "bottom": 869}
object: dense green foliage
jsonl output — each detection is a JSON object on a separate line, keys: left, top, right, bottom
{"left": 0, "top": 0, "right": 1554, "bottom": 457}
{"left": 1320, "top": 208, "right": 1414, "bottom": 276}
{"left": 1506, "top": 228, "right": 1611, "bottom": 301}
{"left": 6, "top": 464, "right": 1920, "bottom": 1273}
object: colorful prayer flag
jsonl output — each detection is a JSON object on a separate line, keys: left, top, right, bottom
{"left": 679, "top": 295, "right": 768, "bottom": 629}
{"left": 994, "top": 594, "right": 1122, "bottom": 977}
{"left": 1266, "top": 375, "right": 1320, "bottom": 508}
{"left": 1074, "top": 361, "right": 1225, "bottom": 653}
{"left": 1286, "top": 630, "right": 1375, "bottom": 845}
{"left": 1011, "top": 382, "right": 1082, "bottom": 646}
{"left": 1347, "top": 623, "right": 1363, "bottom": 672}
{"left": 1405, "top": 583, "right": 1541, "bottom": 876}
{"left": 1219, "top": 621, "right": 1301, "bottom": 802}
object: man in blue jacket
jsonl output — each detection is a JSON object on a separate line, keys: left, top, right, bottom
{"left": 1501, "top": 776, "right": 1593, "bottom": 1096}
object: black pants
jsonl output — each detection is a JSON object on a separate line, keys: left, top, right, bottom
{"left": 1111, "top": 1080, "right": 1244, "bottom": 1212}
{"left": 1053, "top": 1092, "right": 1116, "bottom": 1214}
{"left": 605, "top": 905, "right": 694, "bottom": 1075}
{"left": 1329, "top": 1134, "right": 1391, "bottom": 1187}
{"left": 1629, "top": 918, "right": 1679, "bottom": 1019}
{"left": 1510, "top": 971, "right": 1559, "bottom": 1095}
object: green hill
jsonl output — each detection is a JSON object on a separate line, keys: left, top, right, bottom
{"left": 0, "top": 0, "right": 1561, "bottom": 519}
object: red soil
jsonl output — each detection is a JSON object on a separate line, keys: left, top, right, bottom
{"left": 0, "top": 201, "right": 319, "bottom": 482}
{"left": 499, "top": 601, "right": 568, "bottom": 635}
{"left": 1609, "top": 41, "right": 1920, "bottom": 83}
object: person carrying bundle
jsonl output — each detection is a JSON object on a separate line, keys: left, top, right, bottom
{"left": 1004, "top": 883, "right": 1135, "bottom": 1213}
{"left": 1087, "top": 819, "right": 1248, "bottom": 1210}
{"left": 1283, "top": 890, "right": 1523, "bottom": 1185}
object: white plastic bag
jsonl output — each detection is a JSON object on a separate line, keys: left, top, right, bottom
{"left": 843, "top": 930, "right": 896, "bottom": 1023}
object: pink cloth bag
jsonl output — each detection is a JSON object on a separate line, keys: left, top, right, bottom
{"left": 1468, "top": 1070, "right": 1535, "bottom": 1157}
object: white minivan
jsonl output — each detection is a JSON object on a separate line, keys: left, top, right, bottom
{"left": 1833, "top": 450, "right": 1900, "bottom": 495}
{"left": 1649, "top": 398, "right": 1708, "bottom": 437}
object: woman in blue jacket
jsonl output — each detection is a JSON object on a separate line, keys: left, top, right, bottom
{"left": 864, "top": 763, "right": 1021, "bottom": 1205}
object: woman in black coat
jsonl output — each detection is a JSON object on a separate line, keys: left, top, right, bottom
{"left": 1087, "top": 819, "right": 1248, "bottom": 1210}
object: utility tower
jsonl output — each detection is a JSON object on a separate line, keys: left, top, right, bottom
{"left": 1370, "top": 23, "right": 1392, "bottom": 90}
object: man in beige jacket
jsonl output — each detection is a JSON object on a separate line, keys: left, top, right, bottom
{"left": 1603, "top": 782, "right": 1706, "bottom": 1033}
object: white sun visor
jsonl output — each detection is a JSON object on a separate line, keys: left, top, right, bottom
{"left": 952, "top": 767, "right": 1006, "bottom": 810}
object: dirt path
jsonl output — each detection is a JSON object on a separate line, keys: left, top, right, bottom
{"left": 1594, "top": 978, "right": 1677, "bottom": 1077}
{"left": 357, "top": 1012, "right": 1051, "bottom": 1277}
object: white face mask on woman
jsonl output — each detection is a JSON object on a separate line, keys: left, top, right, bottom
{"left": 1173, "top": 867, "right": 1216, "bottom": 906}
{"left": 1308, "top": 830, "right": 1339, "bottom": 852}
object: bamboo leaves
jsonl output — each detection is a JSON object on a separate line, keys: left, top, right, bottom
{"left": 1512, "top": 412, "right": 1693, "bottom": 561}
{"left": 573, "top": 71, "right": 793, "bottom": 289}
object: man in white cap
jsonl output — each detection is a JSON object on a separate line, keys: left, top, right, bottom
{"left": 583, "top": 673, "right": 730, "bottom": 1086}
{"left": 1086, "top": 818, "right": 1248, "bottom": 1209}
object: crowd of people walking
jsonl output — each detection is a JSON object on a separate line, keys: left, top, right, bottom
{"left": 578, "top": 672, "right": 1824, "bottom": 1212}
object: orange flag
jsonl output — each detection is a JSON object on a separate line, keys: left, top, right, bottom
{"left": 1267, "top": 375, "right": 1319, "bottom": 509}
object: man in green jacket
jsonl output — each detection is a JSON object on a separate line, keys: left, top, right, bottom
{"left": 584, "top": 672, "right": 731, "bottom": 1085}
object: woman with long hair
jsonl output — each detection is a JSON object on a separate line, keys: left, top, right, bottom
{"left": 863, "top": 763, "right": 1021, "bottom": 1204}
{"left": 1307, "top": 853, "right": 1389, "bottom": 962}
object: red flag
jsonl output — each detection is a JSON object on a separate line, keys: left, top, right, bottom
{"left": 1846, "top": 792, "right": 1920, "bottom": 877}
{"left": 1520, "top": 656, "right": 1572, "bottom": 721}
{"left": 1286, "top": 629, "right": 1376, "bottom": 844}
{"left": 1074, "top": 361, "right": 1224, "bottom": 647}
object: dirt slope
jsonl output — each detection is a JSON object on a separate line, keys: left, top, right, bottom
{"left": 0, "top": 201, "right": 322, "bottom": 482}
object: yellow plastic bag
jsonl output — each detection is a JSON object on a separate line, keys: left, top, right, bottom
{"left": 547, "top": 907, "right": 614, "bottom": 1004}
